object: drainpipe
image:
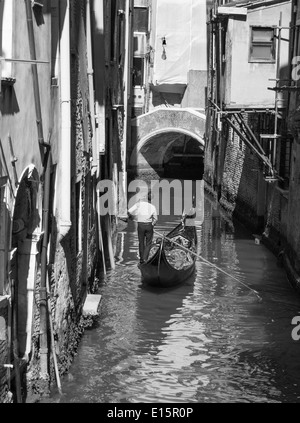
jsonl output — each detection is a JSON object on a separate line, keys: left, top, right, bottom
{"left": 86, "top": 0, "right": 97, "bottom": 172}
{"left": 39, "top": 149, "right": 52, "bottom": 386}
{"left": 59, "top": 0, "right": 72, "bottom": 240}
{"left": 24, "top": 0, "right": 48, "bottom": 149}
{"left": 119, "top": 0, "right": 131, "bottom": 217}
{"left": 24, "top": 0, "right": 50, "bottom": 383}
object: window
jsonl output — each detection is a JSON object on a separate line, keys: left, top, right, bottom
{"left": 118, "top": 9, "right": 125, "bottom": 65}
{"left": 133, "top": 7, "right": 149, "bottom": 33}
{"left": 249, "top": 27, "right": 276, "bottom": 63}
{"left": 132, "top": 57, "right": 144, "bottom": 87}
{"left": 110, "top": 0, "right": 117, "bottom": 61}
{"left": 133, "top": 33, "right": 146, "bottom": 57}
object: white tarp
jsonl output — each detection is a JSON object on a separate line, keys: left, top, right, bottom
{"left": 152, "top": 0, "right": 207, "bottom": 92}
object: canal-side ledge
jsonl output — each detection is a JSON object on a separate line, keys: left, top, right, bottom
{"left": 82, "top": 294, "right": 102, "bottom": 328}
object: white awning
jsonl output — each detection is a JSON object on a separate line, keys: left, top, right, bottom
{"left": 217, "top": 6, "right": 248, "bottom": 15}
{"left": 152, "top": 0, "right": 207, "bottom": 92}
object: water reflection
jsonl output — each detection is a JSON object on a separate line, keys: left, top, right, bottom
{"left": 46, "top": 191, "right": 300, "bottom": 403}
{"left": 136, "top": 275, "right": 196, "bottom": 350}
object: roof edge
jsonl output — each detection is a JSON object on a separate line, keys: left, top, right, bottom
{"left": 219, "top": 0, "right": 291, "bottom": 9}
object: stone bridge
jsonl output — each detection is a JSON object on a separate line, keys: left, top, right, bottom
{"left": 129, "top": 108, "right": 206, "bottom": 178}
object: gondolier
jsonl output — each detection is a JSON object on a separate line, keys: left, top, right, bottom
{"left": 128, "top": 192, "right": 158, "bottom": 265}
{"left": 136, "top": 195, "right": 198, "bottom": 287}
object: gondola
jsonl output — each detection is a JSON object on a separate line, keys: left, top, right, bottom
{"left": 139, "top": 213, "right": 197, "bottom": 288}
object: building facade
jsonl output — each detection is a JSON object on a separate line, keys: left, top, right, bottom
{"left": 285, "top": 0, "right": 300, "bottom": 291}
{"left": 129, "top": 0, "right": 208, "bottom": 182}
{"left": 0, "top": 0, "right": 130, "bottom": 403}
{"left": 205, "top": 0, "right": 300, "bottom": 293}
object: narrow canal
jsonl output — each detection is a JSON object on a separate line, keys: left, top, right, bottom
{"left": 47, "top": 190, "right": 300, "bottom": 403}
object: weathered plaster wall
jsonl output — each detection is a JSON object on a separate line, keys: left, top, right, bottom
{"left": 181, "top": 70, "right": 207, "bottom": 109}
{"left": 0, "top": 1, "right": 52, "bottom": 402}
{"left": 0, "top": 1, "right": 51, "bottom": 180}
{"left": 225, "top": 2, "right": 291, "bottom": 108}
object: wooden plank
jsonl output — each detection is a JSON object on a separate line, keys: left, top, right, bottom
{"left": 173, "top": 154, "right": 203, "bottom": 158}
{"left": 217, "top": 6, "right": 247, "bottom": 16}
{"left": 260, "top": 134, "right": 282, "bottom": 139}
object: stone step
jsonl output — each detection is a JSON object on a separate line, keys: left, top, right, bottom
{"left": 82, "top": 294, "right": 102, "bottom": 317}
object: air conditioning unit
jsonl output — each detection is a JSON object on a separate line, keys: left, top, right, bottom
{"left": 133, "top": 32, "right": 146, "bottom": 56}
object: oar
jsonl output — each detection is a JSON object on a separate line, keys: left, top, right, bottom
{"left": 153, "top": 229, "right": 262, "bottom": 301}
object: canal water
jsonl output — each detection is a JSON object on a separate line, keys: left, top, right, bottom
{"left": 47, "top": 190, "right": 300, "bottom": 403}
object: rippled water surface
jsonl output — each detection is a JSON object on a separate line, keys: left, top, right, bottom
{"left": 48, "top": 193, "right": 300, "bottom": 403}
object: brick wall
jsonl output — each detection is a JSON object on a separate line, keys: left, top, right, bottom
{"left": 203, "top": 109, "right": 219, "bottom": 190}
{"left": 220, "top": 139, "right": 264, "bottom": 230}
{"left": 212, "top": 114, "right": 277, "bottom": 233}
{"left": 205, "top": 111, "right": 288, "bottom": 251}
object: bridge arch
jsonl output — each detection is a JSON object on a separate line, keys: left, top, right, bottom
{"left": 129, "top": 108, "right": 206, "bottom": 170}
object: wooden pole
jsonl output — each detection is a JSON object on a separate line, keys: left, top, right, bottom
{"left": 46, "top": 274, "right": 62, "bottom": 395}
{"left": 97, "top": 196, "right": 106, "bottom": 274}
{"left": 105, "top": 215, "right": 115, "bottom": 270}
